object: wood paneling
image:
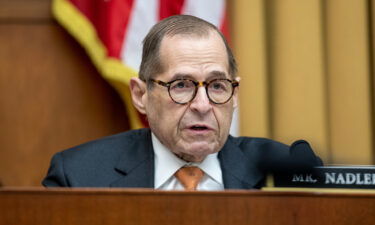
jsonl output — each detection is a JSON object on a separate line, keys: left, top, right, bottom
{"left": 0, "top": 0, "right": 51, "bottom": 20}
{"left": 325, "top": 0, "right": 373, "bottom": 164}
{"left": 0, "top": 1, "right": 130, "bottom": 186}
{"left": 1, "top": 189, "right": 375, "bottom": 225}
{"left": 230, "top": 0, "right": 375, "bottom": 164}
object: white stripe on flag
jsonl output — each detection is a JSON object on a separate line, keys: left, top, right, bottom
{"left": 230, "top": 107, "right": 239, "bottom": 137}
{"left": 181, "top": 0, "right": 225, "bottom": 27}
{"left": 121, "top": 0, "right": 159, "bottom": 71}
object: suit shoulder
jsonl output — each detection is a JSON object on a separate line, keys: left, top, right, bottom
{"left": 59, "top": 128, "right": 150, "bottom": 161}
{"left": 42, "top": 128, "right": 152, "bottom": 187}
{"left": 227, "top": 136, "right": 295, "bottom": 164}
{"left": 228, "top": 136, "right": 289, "bottom": 154}
{"left": 227, "top": 136, "right": 322, "bottom": 171}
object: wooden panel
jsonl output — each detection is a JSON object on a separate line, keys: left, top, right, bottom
{"left": 0, "top": 23, "right": 129, "bottom": 186}
{"left": 325, "top": 0, "right": 373, "bottom": 164}
{"left": 230, "top": 0, "right": 270, "bottom": 138}
{"left": 268, "top": 0, "right": 329, "bottom": 159}
{"left": 1, "top": 189, "right": 375, "bottom": 225}
{"left": 0, "top": 0, "right": 51, "bottom": 20}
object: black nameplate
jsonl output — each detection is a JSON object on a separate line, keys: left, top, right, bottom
{"left": 273, "top": 166, "right": 375, "bottom": 189}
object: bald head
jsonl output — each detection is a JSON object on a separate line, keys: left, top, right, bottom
{"left": 139, "top": 15, "right": 237, "bottom": 82}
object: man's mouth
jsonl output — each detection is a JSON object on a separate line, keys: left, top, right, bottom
{"left": 187, "top": 124, "right": 214, "bottom": 133}
{"left": 190, "top": 125, "right": 209, "bottom": 130}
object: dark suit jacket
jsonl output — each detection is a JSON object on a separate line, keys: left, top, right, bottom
{"left": 42, "top": 128, "right": 322, "bottom": 189}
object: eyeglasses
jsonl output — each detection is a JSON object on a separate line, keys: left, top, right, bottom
{"left": 149, "top": 78, "right": 239, "bottom": 104}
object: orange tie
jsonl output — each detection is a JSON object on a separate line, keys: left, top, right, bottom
{"left": 174, "top": 166, "right": 204, "bottom": 191}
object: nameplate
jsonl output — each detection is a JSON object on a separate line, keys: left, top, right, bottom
{"left": 272, "top": 166, "right": 375, "bottom": 189}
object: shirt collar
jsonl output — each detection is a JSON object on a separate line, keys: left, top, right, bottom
{"left": 152, "top": 133, "right": 223, "bottom": 189}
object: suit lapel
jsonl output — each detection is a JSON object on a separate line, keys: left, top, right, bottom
{"left": 108, "top": 131, "right": 265, "bottom": 189}
{"left": 219, "top": 136, "right": 264, "bottom": 189}
{"left": 110, "top": 129, "right": 155, "bottom": 188}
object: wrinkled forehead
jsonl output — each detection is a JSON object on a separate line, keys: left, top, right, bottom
{"left": 159, "top": 31, "right": 228, "bottom": 65}
{"left": 158, "top": 32, "right": 229, "bottom": 77}
{"left": 163, "top": 29, "right": 222, "bottom": 45}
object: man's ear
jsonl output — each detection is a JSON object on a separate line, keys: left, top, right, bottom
{"left": 232, "top": 77, "right": 240, "bottom": 108}
{"left": 130, "top": 77, "right": 147, "bottom": 115}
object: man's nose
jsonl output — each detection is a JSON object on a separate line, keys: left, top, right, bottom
{"left": 189, "top": 86, "right": 212, "bottom": 113}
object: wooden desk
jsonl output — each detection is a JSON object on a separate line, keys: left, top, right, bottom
{"left": 1, "top": 188, "right": 374, "bottom": 225}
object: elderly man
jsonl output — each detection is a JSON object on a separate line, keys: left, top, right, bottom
{"left": 43, "top": 15, "right": 321, "bottom": 190}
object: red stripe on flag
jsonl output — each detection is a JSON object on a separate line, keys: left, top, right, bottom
{"left": 220, "top": 9, "right": 230, "bottom": 45}
{"left": 159, "top": 0, "right": 185, "bottom": 20}
{"left": 69, "top": 0, "right": 134, "bottom": 58}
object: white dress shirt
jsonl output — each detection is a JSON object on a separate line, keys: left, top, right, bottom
{"left": 152, "top": 133, "right": 224, "bottom": 190}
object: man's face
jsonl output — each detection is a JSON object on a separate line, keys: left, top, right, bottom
{"left": 144, "top": 32, "right": 238, "bottom": 162}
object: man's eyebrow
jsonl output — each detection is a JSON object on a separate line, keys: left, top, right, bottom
{"left": 170, "top": 71, "right": 229, "bottom": 81}
{"left": 208, "top": 71, "right": 228, "bottom": 79}
{"left": 171, "top": 73, "right": 193, "bottom": 80}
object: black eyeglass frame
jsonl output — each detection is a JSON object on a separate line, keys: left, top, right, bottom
{"left": 149, "top": 78, "right": 239, "bottom": 105}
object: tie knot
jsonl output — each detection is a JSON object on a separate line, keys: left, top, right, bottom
{"left": 174, "top": 166, "right": 204, "bottom": 191}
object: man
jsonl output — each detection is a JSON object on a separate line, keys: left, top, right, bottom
{"left": 43, "top": 15, "right": 321, "bottom": 190}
